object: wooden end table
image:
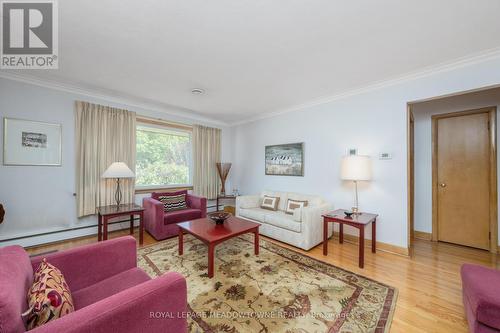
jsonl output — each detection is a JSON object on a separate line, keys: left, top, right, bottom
{"left": 96, "top": 204, "right": 145, "bottom": 245}
{"left": 322, "top": 209, "right": 378, "bottom": 268}
{"left": 177, "top": 216, "right": 260, "bottom": 278}
{"left": 216, "top": 194, "right": 237, "bottom": 212}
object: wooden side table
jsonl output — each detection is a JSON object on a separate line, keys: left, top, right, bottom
{"left": 216, "top": 195, "right": 237, "bottom": 212}
{"left": 322, "top": 209, "right": 378, "bottom": 268}
{"left": 96, "top": 204, "right": 145, "bottom": 245}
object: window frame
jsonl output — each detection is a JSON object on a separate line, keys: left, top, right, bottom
{"left": 135, "top": 119, "right": 194, "bottom": 192}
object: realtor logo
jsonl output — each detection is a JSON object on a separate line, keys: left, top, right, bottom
{"left": 1, "top": 0, "right": 58, "bottom": 69}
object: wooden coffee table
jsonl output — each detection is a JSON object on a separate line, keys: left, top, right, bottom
{"left": 177, "top": 216, "right": 260, "bottom": 278}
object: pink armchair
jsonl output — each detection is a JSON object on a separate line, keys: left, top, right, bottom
{"left": 143, "top": 190, "right": 207, "bottom": 240}
{"left": 462, "top": 264, "right": 500, "bottom": 333}
{"left": 0, "top": 236, "right": 187, "bottom": 333}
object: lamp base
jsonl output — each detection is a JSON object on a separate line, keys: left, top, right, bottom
{"left": 352, "top": 181, "right": 362, "bottom": 215}
{"left": 115, "top": 178, "right": 122, "bottom": 207}
{"left": 351, "top": 207, "right": 362, "bottom": 216}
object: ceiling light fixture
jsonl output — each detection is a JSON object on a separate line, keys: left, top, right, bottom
{"left": 191, "top": 88, "right": 205, "bottom": 95}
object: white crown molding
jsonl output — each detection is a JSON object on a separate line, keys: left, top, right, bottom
{"left": 230, "top": 46, "right": 500, "bottom": 126}
{"left": 0, "top": 71, "right": 229, "bottom": 127}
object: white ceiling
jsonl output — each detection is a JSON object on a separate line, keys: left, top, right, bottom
{"left": 6, "top": 0, "right": 500, "bottom": 124}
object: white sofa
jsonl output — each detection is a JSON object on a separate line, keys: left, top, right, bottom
{"left": 236, "top": 190, "right": 333, "bottom": 250}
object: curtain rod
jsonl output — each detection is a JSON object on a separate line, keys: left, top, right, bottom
{"left": 136, "top": 115, "right": 193, "bottom": 131}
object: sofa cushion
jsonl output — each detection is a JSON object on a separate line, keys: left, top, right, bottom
{"left": 265, "top": 211, "right": 302, "bottom": 233}
{"left": 0, "top": 245, "right": 33, "bottom": 333}
{"left": 239, "top": 207, "right": 268, "bottom": 222}
{"left": 461, "top": 264, "right": 500, "bottom": 330}
{"left": 288, "top": 192, "right": 323, "bottom": 207}
{"left": 151, "top": 190, "right": 188, "bottom": 201}
{"left": 261, "top": 190, "right": 288, "bottom": 211}
{"left": 25, "top": 259, "right": 75, "bottom": 330}
{"left": 164, "top": 208, "right": 202, "bottom": 225}
{"left": 72, "top": 267, "right": 151, "bottom": 310}
{"left": 239, "top": 196, "right": 260, "bottom": 209}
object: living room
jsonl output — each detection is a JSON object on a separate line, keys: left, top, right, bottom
{"left": 1, "top": 1, "right": 500, "bottom": 332}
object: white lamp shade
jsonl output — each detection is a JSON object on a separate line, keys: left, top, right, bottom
{"left": 102, "top": 162, "right": 135, "bottom": 179}
{"left": 340, "top": 155, "right": 372, "bottom": 181}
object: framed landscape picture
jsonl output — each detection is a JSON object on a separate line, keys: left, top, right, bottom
{"left": 3, "top": 118, "right": 62, "bottom": 166}
{"left": 265, "top": 142, "right": 304, "bottom": 176}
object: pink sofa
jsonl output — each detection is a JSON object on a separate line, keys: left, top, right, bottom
{"left": 143, "top": 190, "right": 207, "bottom": 240}
{"left": 461, "top": 264, "right": 500, "bottom": 333}
{"left": 0, "top": 236, "right": 188, "bottom": 333}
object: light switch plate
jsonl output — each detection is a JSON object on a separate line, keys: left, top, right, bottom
{"left": 347, "top": 148, "right": 358, "bottom": 156}
{"left": 379, "top": 152, "right": 392, "bottom": 160}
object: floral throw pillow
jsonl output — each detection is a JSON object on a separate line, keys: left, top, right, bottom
{"left": 23, "top": 259, "right": 74, "bottom": 330}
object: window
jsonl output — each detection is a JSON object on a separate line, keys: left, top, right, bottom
{"left": 135, "top": 124, "right": 192, "bottom": 189}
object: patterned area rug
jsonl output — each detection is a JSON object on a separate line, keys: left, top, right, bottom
{"left": 138, "top": 234, "right": 397, "bottom": 333}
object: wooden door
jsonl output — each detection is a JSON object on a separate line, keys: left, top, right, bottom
{"left": 435, "top": 111, "right": 490, "bottom": 249}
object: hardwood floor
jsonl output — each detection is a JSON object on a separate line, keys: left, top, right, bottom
{"left": 26, "top": 229, "right": 500, "bottom": 333}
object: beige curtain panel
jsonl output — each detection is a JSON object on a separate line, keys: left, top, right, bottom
{"left": 75, "top": 101, "right": 136, "bottom": 217}
{"left": 193, "top": 124, "right": 221, "bottom": 200}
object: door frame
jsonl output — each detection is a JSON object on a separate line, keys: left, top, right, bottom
{"left": 431, "top": 107, "right": 498, "bottom": 253}
{"left": 407, "top": 105, "right": 415, "bottom": 253}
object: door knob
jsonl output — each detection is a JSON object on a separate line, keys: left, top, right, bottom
{"left": 440, "top": 183, "right": 447, "bottom": 188}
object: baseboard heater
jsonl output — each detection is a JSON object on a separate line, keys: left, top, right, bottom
{"left": 0, "top": 217, "right": 140, "bottom": 243}
{"left": 2, "top": 205, "right": 218, "bottom": 244}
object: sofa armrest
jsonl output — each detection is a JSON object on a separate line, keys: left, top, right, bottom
{"left": 300, "top": 203, "right": 334, "bottom": 249}
{"left": 186, "top": 194, "right": 207, "bottom": 217}
{"left": 301, "top": 203, "right": 333, "bottom": 229}
{"left": 30, "top": 272, "right": 188, "bottom": 333}
{"left": 143, "top": 197, "right": 165, "bottom": 235}
{"left": 30, "top": 236, "right": 137, "bottom": 292}
{"left": 143, "top": 197, "right": 164, "bottom": 218}
{"left": 292, "top": 207, "right": 303, "bottom": 222}
{"left": 461, "top": 264, "right": 500, "bottom": 330}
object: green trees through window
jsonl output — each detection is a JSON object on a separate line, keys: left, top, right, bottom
{"left": 136, "top": 126, "right": 191, "bottom": 187}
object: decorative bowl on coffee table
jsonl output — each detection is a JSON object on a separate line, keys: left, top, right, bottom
{"left": 208, "top": 211, "right": 231, "bottom": 225}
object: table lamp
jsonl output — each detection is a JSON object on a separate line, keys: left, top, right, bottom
{"left": 102, "top": 162, "right": 135, "bottom": 206}
{"left": 340, "top": 155, "right": 371, "bottom": 214}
